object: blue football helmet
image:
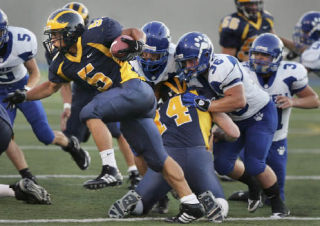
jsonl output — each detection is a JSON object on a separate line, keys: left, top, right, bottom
{"left": 0, "top": 9, "right": 8, "bottom": 49}
{"left": 175, "top": 32, "right": 213, "bottom": 81}
{"left": 249, "top": 33, "right": 283, "bottom": 74}
{"left": 137, "top": 21, "right": 171, "bottom": 82}
{"left": 235, "top": 0, "right": 263, "bottom": 20}
{"left": 293, "top": 11, "right": 320, "bottom": 45}
{"left": 63, "top": 2, "right": 90, "bottom": 26}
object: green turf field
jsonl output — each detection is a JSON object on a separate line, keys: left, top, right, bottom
{"left": 0, "top": 73, "right": 319, "bottom": 225}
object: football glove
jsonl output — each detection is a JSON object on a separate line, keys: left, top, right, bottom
{"left": 119, "top": 38, "right": 144, "bottom": 54}
{"left": 3, "top": 89, "right": 27, "bottom": 110}
{"left": 182, "top": 92, "right": 211, "bottom": 112}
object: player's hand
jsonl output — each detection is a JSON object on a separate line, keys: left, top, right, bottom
{"left": 276, "top": 95, "right": 293, "bottom": 109}
{"left": 118, "top": 38, "right": 144, "bottom": 55}
{"left": 60, "top": 107, "right": 71, "bottom": 131}
{"left": 3, "top": 89, "right": 27, "bottom": 110}
{"left": 182, "top": 92, "right": 211, "bottom": 112}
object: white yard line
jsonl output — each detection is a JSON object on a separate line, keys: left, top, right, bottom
{"left": 17, "top": 145, "right": 320, "bottom": 153}
{"left": 1, "top": 216, "right": 320, "bottom": 224}
{"left": 0, "top": 174, "right": 320, "bottom": 180}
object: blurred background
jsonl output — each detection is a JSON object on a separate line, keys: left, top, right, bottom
{"left": 1, "top": 0, "right": 319, "bottom": 65}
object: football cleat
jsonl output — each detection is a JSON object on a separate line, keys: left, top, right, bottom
{"left": 152, "top": 195, "right": 169, "bottom": 214}
{"left": 63, "top": 136, "right": 91, "bottom": 170}
{"left": 127, "top": 170, "right": 141, "bottom": 190}
{"left": 270, "top": 199, "right": 290, "bottom": 218}
{"left": 198, "top": 191, "right": 224, "bottom": 223}
{"left": 11, "top": 178, "right": 51, "bottom": 204}
{"left": 228, "top": 190, "right": 249, "bottom": 201}
{"left": 165, "top": 203, "right": 205, "bottom": 224}
{"left": 83, "top": 165, "right": 123, "bottom": 190}
{"left": 248, "top": 197, "right": 262, "bottom": 213}
{"left": 108, "top": 190, "right": 141, "bottom": 218}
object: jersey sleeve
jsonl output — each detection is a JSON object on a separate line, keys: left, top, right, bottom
{"left": 86, "top": 17, "right": 123, "bottom": 47}
{"left": 15, "top": 28, "right": 38, "bottom": 62}
{"left": 209, "top": 55, "right": 243, "bottom": 94}
{"left": 301, "top": 42, "right": 320, "bottom": 71}
{"left": 219, "top": 15, "right": 242, "bottom": 48}
{"left": 48, "top": 61, "right": 70, "bottom": 83}
{"left": 290, "top": 63, "right": 308, "bottom": 94}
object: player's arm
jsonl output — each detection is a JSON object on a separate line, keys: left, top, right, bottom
{"left": 279, "top": 36, "right": 307, "bottom": 55}
{"left": 121, "top": 28, "right": 146, "bottom": 43}
{"left": 26, "top": 81, "right": 62, "bottom": 101}
{"left": 60, "top": 83, "right": 72, "bottom": 131}
{"left": 24, "top": 58, "right": 40, "bottom": 90}
{"left": 208, "top": 84, "right": 246, "bottom": 113}
{"left": 276, "top": 86, "right": 320, "bottom": 109}
{"left": 211, "top": 112, "right": 240, "bottom": 142}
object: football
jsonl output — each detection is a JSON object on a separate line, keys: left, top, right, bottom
{"left": 110, "top": 35, "right": 133, "bottom": 59}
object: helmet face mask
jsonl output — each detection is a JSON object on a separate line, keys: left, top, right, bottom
{"left": 137, "top": 21, "right": 171, "bottom": 81}
{"left": 293, "top": 11, "right": 320, "bottom": 45}
{"left": 175, "top": 32, "right": 213, "bottom": 82}
{"left": 43, "top": 8, "right": 85, "bottom": 55}
{"left": 249, "top": 33, "right": 283, "bottom": 74}
{"left": 235, "top": 0, "right": 263, "bottom": 20}
{"left": 0, "top": 9, "right": 9, "bottom": 49}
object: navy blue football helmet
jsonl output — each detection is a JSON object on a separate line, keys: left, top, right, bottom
{"left": 63, "top": 2, "right": 90, "bottom": 26}
{"left": 293, "top": 11, "right": 320, "bottom": 45}
{"left": 0, "top": 9, "right": 8, "bottom": 49}
{"left": 175, "top": 32, "right": 213, "bottom": 81}
{"left": 137, "top": 21, "right": 171, "bottom": 81}
{"left": 249, "top": 33, "right": 283, "bottom": 74}
{"left": 235, "top": 0, "right": 263, "bottom": 20}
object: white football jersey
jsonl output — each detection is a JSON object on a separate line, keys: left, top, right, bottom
{"left": 0, "top": 26, "right": 37, "bottom": 84}
{"left": 208, "top": 54, "right": 270, "bottom": 121}
{"left": 243, "top": 61, "right": 308, "bottom": 141}
{"left": 130, "top": 43, "right": 177, "bottom": 85}
{"left": 300, "top": 40, "right": 320, "bottom": 76}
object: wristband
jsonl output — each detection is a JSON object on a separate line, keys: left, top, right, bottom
{"left": 24, "top": 86, "right": 31, "bottom": 91}
{"left": 63, "top": 103, "right": 71, "bottom": 110}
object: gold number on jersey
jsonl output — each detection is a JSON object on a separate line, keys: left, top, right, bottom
{"left": 77, "top": 63, "right": 113, "bottom": 91}
{"left": 88, "top": 19, "right": 103, "bottom": 29}
{"left": 237, "top": 36, "right": 256, "bottom": 61}
{"left": 221, "top": 16, "right": 240, "bottom": 30}
{"left": 154, "top": 110, "right": 167, "bottom": 135}
{"left": 166, "top": 96, "right": 192, "bottom": 126}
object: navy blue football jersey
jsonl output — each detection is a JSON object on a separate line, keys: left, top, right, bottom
{"left": 48, "top": 17, "right": 144, "bottom": 92}
{"left": 155, "top": 77, "right": 213, "bottom": 149}
{"left": 219, "top": 11, "right": 274, "bottom": 61}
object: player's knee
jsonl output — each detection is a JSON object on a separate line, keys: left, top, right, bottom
{"left": 35, "top": 125, "right": 55, "bottom": 145}
{"left": 244, "top": 159, "right": 266, "bottom": 176}
{"left": 79, "top": 106, "right": 98, "bottom": 123}
{"left": 214, "top": 158, "right": 234, "bottom": 175}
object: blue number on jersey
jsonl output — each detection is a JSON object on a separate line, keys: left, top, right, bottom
{"left": 283, "top": 63, "right": 296, "bottom": 70}
{"left": 17, "top": 34, "right": 31, "bottom": 42}
{"left": 0, "top": 72, "right": 15, "bottom": 82}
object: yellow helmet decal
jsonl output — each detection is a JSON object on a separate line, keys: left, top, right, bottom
{"left": 45, "top": 10, "right": 78, "bottom": 31}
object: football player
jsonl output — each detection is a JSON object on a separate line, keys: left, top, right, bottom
{"left": 0, "top": 104, "right": 51, "bottom": 204}
{"left": 127, "top": 21, "right": 234, "bottom": 222}
{"left": 0, "top": 9, "right": 90, "bottom": 173}
{"left": 4, "top": 9, "right": 205, "bottom": 222}
{"left": 45, "top": 2, "right": 140, "bottom": 190}
{"left": 231, "top": 33, "right": 320, "bottom": 202}
{"left": 178, "top": 31, "right": 290, "bottom": 218}
{"left": 219, "top": 0, "right": 274, "bottom": 62}
{"left": 281, "top": 11, "right": 320, "bottom": 76}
